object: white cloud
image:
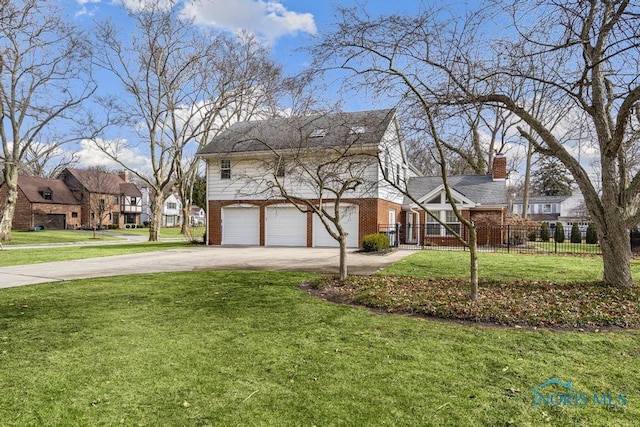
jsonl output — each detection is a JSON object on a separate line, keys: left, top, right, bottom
{"left": 76, "top": 139, "right": 152, "bottom": 175}
{"left": 118, "top": 0, "right": 175, "bottom": 12}
{"left": 182, "top": 0, "right": 316, "bottom": 43}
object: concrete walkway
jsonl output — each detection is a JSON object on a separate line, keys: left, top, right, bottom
{"left": 0, "top": 246, "right": 415, "bottom": 288}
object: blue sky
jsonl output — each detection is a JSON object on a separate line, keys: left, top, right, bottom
{"left": 59, "top": 0, "right": 430, "bottom": 169}
{"left": 66, "top": 0, "right": 424, "bottom": 76}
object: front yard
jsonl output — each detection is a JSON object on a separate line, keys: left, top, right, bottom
{"left": 0, "top": 269, "right": 638, "bottom": 425}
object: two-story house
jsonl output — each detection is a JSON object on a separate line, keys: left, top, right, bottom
{"left": 162, "top": 193, "right": 182, "bottom": 227}
{"left": 512, "top": 193, "right": 590, "bottom": 234}
{"left": 58, "top": 168, "right": 142, "bottom": 228}
{"left": 140, "top": 188, "right": 184, "bottom": 227}
{"left": 197, "top": 109, "right": 508, "bottom": 248}
{"left": 197, "top": 109, "right": 411, "bottom": 247}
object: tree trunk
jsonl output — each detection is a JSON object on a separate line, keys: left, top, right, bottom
{"left": 0, "top": 167, "right": 19, "bottom": 241}
{"left": 522, "top": 141, "right": 534, "bottom": 219}
{"left": 339, "top": 234, "right": 348, "bottom": 282}
{"left": 468, "top": 225, "right": 479, "bottom": 301}
{"left": 148, "top": 197, "right": 163, "bottom": 242}
{"left": 599, "top": 221, "right": 633, "bottom": 287}
{"left": 180, "top": 203, "right": 191, "bottom": 238}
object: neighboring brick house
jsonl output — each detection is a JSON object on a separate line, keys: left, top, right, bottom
{"left": 58, "top": 168, "right": 142, "bottom": 228}
{"left": 197, "top": 109, "right": 508, "bottom": 248}
{"left": 0, "top": 176, "right": 81, "bottom": 230}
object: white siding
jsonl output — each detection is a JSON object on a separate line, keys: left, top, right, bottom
{"left": 207, "top": 154, "right": 379, "bottom": 201}
{"left": 377, "top": 119, "right": 409, "bottom": 204}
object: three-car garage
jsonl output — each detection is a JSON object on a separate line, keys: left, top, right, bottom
{"left": 220, "top": 204, "right": 360, "bottom": 248}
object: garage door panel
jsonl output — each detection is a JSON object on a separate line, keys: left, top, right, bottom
{"left": 313, "top": 205, "right": 359, "bottom": 248}
{"left": 266, "top": 206, "right": 307, "bottom": 246}
{"left": 222, "top": 206, "right": 259, "bottom": 245}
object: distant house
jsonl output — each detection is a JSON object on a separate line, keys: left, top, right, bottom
{"left": 0, "top": 176, "right": 81, "bottom": 230}
{"left": 197, "top": 108, "right": 508, "bottom": 248}
{"left": 140, "top": 188, "right": 183, "bottom": 227}
{"left": 58, "top": 168, "right": 142, "bottom": 228}
{"left": 511, "top": 193, "right": 590, "bottom": 233}
{"left": 189, "top": 206, "right": 205, "bottom": 226}
{"left": 162, "top": 193, "right": 182, "bottom": 227}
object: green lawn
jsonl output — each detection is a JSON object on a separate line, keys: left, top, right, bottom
{"left": 0, "top": 242, "right": 191, "bottom": 267}
{"left": 0, "top": 270, "right": 637, "bottom": 426}
{"left": 383, "top": 250, "right": 640, "bottom": 283}
{"left": 2, "top": 230, "right": 121, "bottom": 245}
{"left": 115, "top": 226, "right": 202, "bottom": 239}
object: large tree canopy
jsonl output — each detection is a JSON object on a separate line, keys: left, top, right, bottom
{"left": 315, "top": 0, "right": 640, "bottom": 287}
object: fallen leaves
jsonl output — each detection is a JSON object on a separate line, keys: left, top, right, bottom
{"left": 311, "top": 276, "right": 640, "bottom": 330}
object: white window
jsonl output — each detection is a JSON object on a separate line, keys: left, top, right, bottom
{"left": 445, "top": 210, "right": 461, "bottom": 236}
{"left": 220, "top": 159, "right": 231, "bottom": 179}
{"left": 349, "top": 126, "right": 365, "bottom": 134}
{"left": 542, "top": 204, "right": 552, "bottom": 213}
{"left": 426, "top": 210, "right": 441, "bottom": 236}
{"left": 384, "top": 150, "right": 390, "bottom": 179}
{"left": 426, "top": 210, "right": 460, "bottom": 236}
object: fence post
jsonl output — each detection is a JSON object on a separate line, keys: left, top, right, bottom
{"left": 507, "top": 224, "right": 510, "bottom": 253}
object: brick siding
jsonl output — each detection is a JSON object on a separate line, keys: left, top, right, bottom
{"left": 207, "top": 198, "right": 403, "bottom": 247}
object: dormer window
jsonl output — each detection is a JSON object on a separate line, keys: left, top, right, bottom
{"left": 349, "top": 126, "right": 365, "bottom": 134}
{"left": 310, "top": 129, "right": 327, "bottom": 138}
{"left": 39, "top": 188, "right": 52, "bottom": 200}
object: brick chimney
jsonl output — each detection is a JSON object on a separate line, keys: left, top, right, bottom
{"left": 119, "top": 170, "right": 129, "bottom": 182}
{"left": 492, "top": 154, "right": 507, "bottom": 181}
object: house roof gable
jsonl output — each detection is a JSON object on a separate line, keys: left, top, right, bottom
{"left": 406, "top": 175, "right": 507, "bottom": 206}
{"left": 62, "top": 168, "right": 142, "bottom": 196}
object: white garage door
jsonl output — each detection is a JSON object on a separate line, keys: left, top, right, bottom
{"left": 266, "top": 206, "right": 308, "bottom": 246}
{"left": 313, "top": 205, "right": 359, "bottom": 248}
{"left": 222, "top": 206, "right": 260, "bottom": 245}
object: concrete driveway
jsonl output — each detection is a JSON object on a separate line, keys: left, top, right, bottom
{"left": 0, "top": 246, "right": 415, "bottom": 288}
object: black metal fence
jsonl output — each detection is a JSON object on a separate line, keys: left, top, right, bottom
{"left": 378, "top": 224, "right": 609, "bottom": 255}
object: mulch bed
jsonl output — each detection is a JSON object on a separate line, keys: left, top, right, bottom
{"left": 304, "top": 276, "right": 640, "bottom": 331}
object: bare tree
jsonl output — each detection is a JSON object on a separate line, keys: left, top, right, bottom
{"left": 92, "top": 0, "right": 214, "bottom": 241}
{"left": 22, "top": 143, "right": 78, "bottom": 179}
{"left": 317, "top": 1, "right": 640, "bottom": 288}
{"left": 175, "top": 33, "right": 287, "bottom": 238}
{"left": 0, "top": 0, "right": 94, "bottom": 241}
{"left": 265, "top": 121, "right": 375, "bottom": 282}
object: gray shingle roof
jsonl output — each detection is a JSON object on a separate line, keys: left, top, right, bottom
{"left": 197, "top": 109, "right": 396, "bottom": 155}
{"left": 512, "top": 195, "right": 570, "bottom": 204}
{"left": 406, "top": 175, "right": 506, "bottom": 206}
